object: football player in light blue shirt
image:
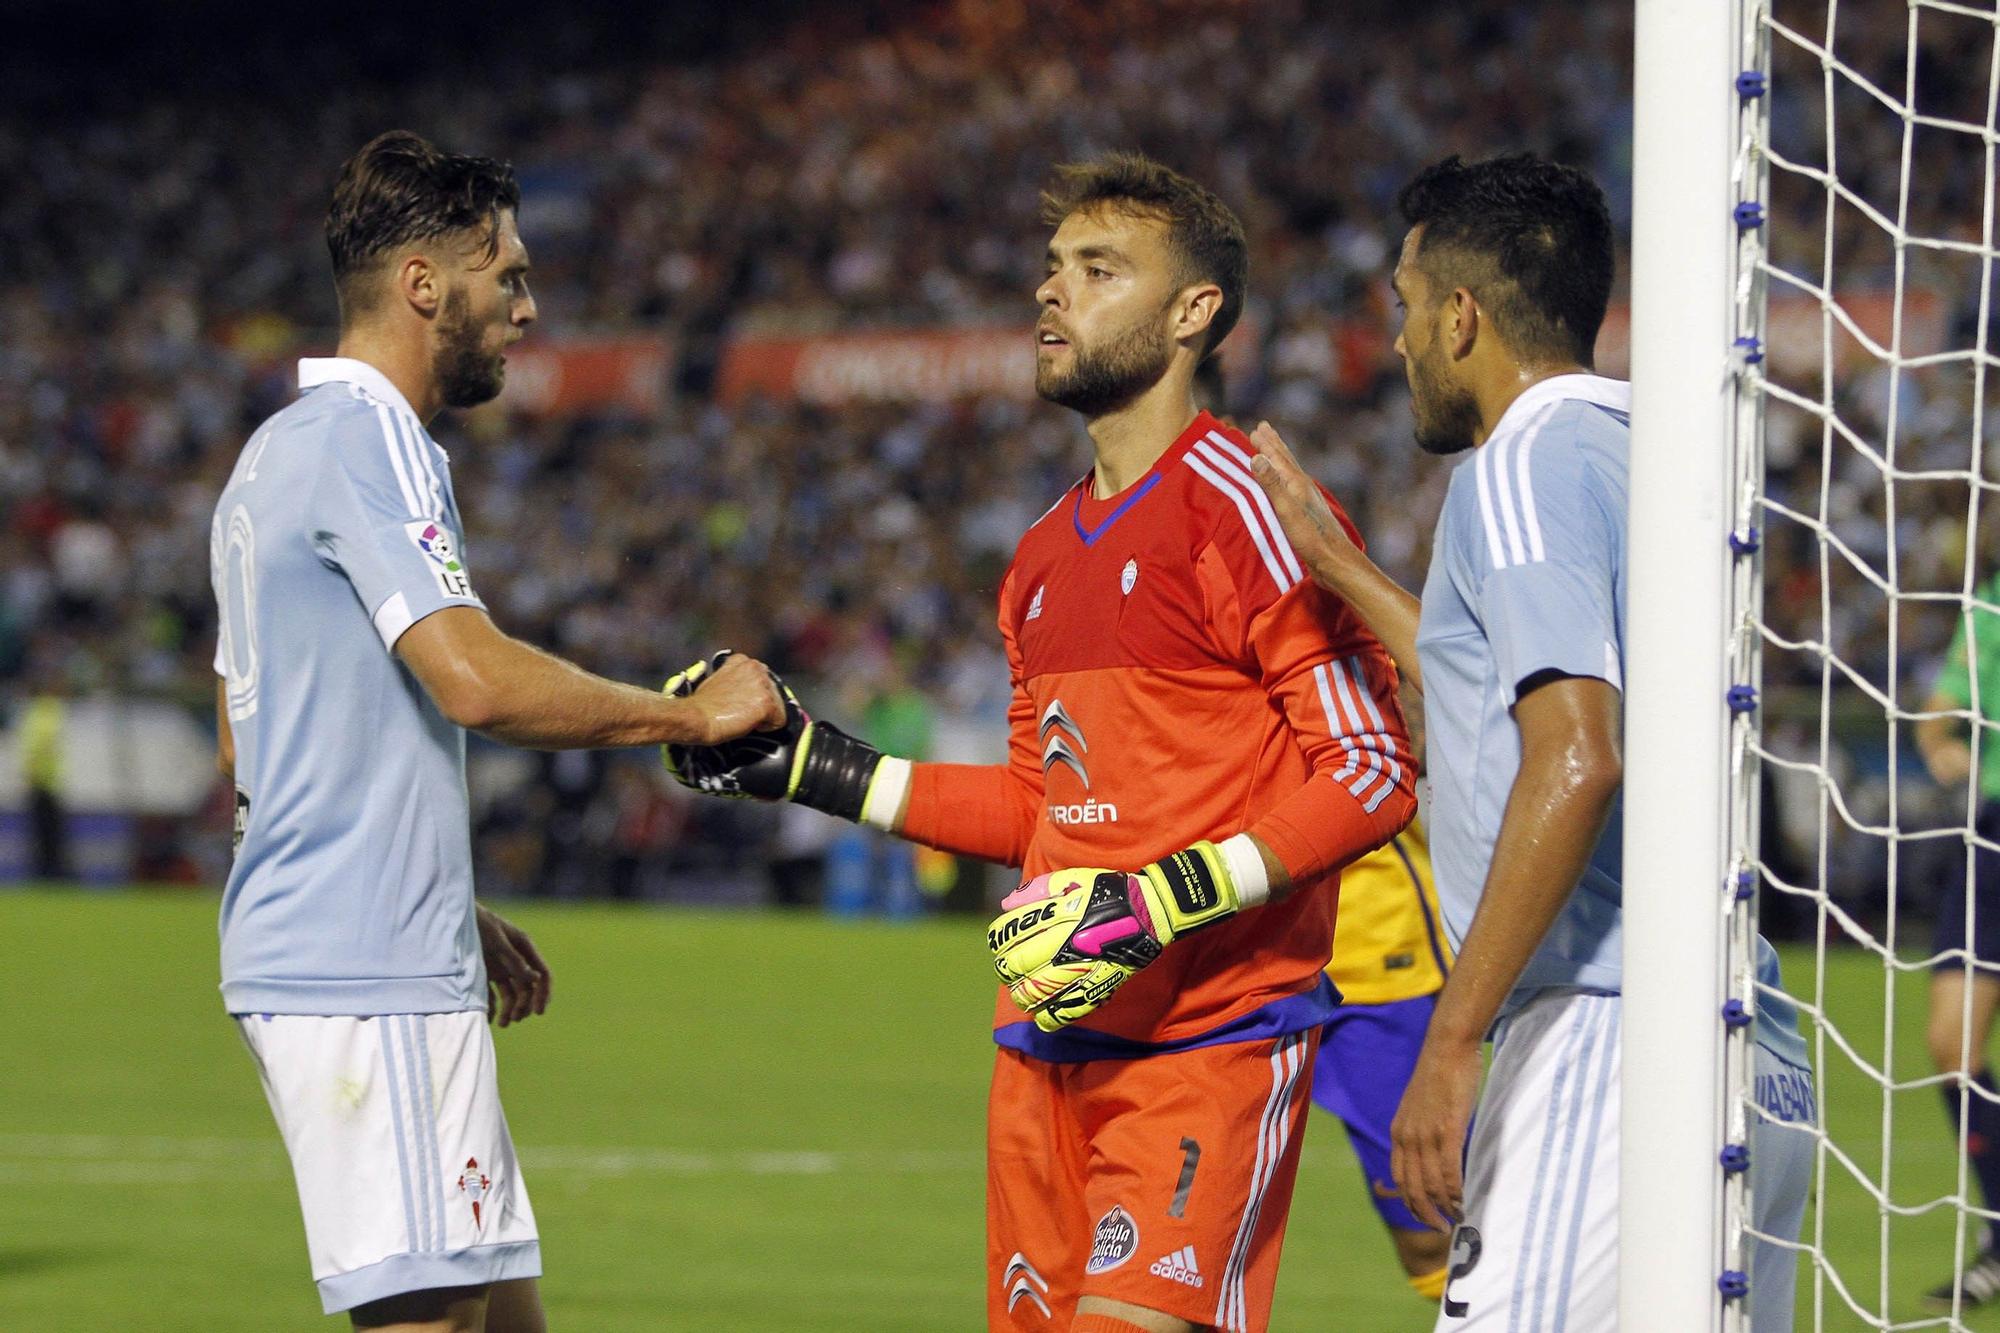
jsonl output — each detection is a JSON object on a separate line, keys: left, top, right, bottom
{"left": 1247, "top": 154, "right": 1812, "bottom": 1331}
{"left": 211, "top": 131, "right": 783, "bottom": 1330}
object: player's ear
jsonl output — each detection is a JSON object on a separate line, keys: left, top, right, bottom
{"left": 398, "top": 252, "right": 443, "bottom": 318}
{"left": 1445, "top": 287, "right": 1479, "bottom": 361}
{"left": 1175, "top": 280, "right": 1223, "bottom": 351}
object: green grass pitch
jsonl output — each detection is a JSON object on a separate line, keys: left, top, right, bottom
{"left": 1, "top": 888, "right": 1995, "bottom": 1330}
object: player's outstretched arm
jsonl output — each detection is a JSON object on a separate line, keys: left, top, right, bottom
{"left": 394, "top": 606, "right": 785, "bottom": 749}
{"left": 1389, "top": 672, "right": 1622, "bottom": 1231}
{"left": 1247, "top": 421, "right": 1424, "bottom": 692}
{"left": 987, "top": 835, "right": 1281, "bottom": 1032}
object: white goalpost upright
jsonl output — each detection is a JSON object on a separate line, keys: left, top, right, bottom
{"left": 1627, "top": 0, "right": 1762, "bottom": 1328}
{"left": 1630, "top": 0, "right": 2000, "bottom": 1326}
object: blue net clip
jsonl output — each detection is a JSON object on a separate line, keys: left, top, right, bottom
{"left": 1734, "top": 334, "right": 1765, "bottom": 365}
{"left": 1736, "top": 71, "right": 1768, "bottom": 98}
{"left": 1722, "top": 998, "right": 1753, "bottom": 1029}
{"left": 1734, "top": 201, "right": 1766, "bottom": 231}
{"left": 1733, "top": 868, "right": 1757, "bottom": 902}
{"left": 1720, "top": 1143, "right": 1751, "bottom": 1174}
{"left": 1727, "top": 684, "right": 1759, "bottom": 713}
{"left": 1729, "top": 527, "right": 1761, "bottom": 556}
{"left": 1718, "top": 1269, "right": 1750, "bottom": 1299}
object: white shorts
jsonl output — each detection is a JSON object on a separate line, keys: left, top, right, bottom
{"left": 237, "top": 1011, "right": 541, "bottom": 1313}
{"left": 1434, "top": 990, "right": 1812, "bottom": 1332}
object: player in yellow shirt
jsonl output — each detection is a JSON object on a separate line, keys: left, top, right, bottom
{"left": 1311, "top": 817, "right": 1454, "bottom": 1300}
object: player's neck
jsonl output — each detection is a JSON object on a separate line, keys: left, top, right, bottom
{"left": 333, "top": 329, "right": 442, "bottom": 424}
{"left": 1084, "top": 386, "right": 1198, "bottom": 498}
{"left": 1470, "top": 360, "right": 1593, "bottom": 447}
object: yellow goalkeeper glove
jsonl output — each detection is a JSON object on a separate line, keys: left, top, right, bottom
{"left": 988, "top": 842, "right": 1247, "bottom": 1032}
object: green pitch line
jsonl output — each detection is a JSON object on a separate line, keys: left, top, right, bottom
{"left": 0, "top": 888, "right": 1993, "bottom": 1330}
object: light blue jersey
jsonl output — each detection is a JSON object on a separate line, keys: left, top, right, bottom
{"left": 1415, "top": 374, "right": 1806, "bottom": 1054}
{"left": 1417, "top": 374, "right": 1631, "bottom": 1013}
{"left": 210, "top": 358, "right": 487, "bottom": 1016}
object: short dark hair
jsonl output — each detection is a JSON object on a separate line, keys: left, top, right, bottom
{"left": 1040, "top": 152, "right": 1248, "bottom": 358}
{"left": 326, "top": 130, "right": 520, "bottom": 316}
{"left": 1397, "top": 153, "right": 1614, "bottom": 367}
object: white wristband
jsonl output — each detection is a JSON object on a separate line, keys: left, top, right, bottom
{"left": 860, "top": 756, "right": 913, "bottom": 831}
{"left": 1217, "top": 832, "right": 1272, "bottom": 909}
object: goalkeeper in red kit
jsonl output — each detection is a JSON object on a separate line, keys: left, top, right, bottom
{"left": 669, "top": 154, "right": 1414, "bottom": 1333}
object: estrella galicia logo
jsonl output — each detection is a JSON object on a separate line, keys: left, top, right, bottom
{"left": 1039, "top": 700, "right": 1089, "bottom": 789}
{"left": 1086, "top": 1204, "right": 1139, "bottom": 1274}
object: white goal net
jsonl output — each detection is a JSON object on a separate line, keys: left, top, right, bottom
{"left": 1635, "top": 0, "right": 2000, "bottom": 1328}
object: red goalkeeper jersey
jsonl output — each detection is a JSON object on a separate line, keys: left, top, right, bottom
{"left": 902, "top": 411, "right": 1415, "bottom": 1057}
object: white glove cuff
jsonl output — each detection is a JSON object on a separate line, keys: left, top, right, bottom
{"left": 1218, "top": 833, "right": 1272, "bottom": 909}
{"left": 860, "top": 756, "right": 913, "bottom": 831}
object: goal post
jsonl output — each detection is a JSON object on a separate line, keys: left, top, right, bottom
{"left": 1626, "top": 0, "right": 1757, "bottom": 1326}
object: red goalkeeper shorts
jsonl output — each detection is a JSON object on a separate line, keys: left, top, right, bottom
{"left": 986, "top": 1029, "right": 1316, "bottom": 1332}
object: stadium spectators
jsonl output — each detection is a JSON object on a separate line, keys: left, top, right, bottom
{"left": 0, "top": 0, "right": 1986, "bottom": 908}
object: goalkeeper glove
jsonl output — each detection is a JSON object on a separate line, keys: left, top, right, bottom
{"left": 661, "top": 651, "right": 909, "bottom": 826}
{"left": 988, "top": 839, "right": 1266, "bottom": 1032}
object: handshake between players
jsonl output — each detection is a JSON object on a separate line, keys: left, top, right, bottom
{"left": 663, "top": 653, "right": 1259, "bottom": 1030}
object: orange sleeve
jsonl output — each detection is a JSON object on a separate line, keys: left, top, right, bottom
{"left": 899, "top": 570, "right": 1044, "bottom": 868}
{"left": 1197, "top": 493, "right": 1417, "bottom": 887}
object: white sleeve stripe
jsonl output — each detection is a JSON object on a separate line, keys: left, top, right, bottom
{"left": 1189, "top": 440, "right": 1300, "bottom": 587}
{"left": 1201, "top": 433, "right": 1306, "bottom": 584}
{"left": 1311, "top": 665, "right": 1362, "bottom": 780}
{"left": 415, "top": 422, "right": 445, "bottom": 514}
{"left": 1336, "top": 655, "right": 1405, "bottom": 788}
{"left": 1341, "top": 655, "right": 1396, "bottom": 743}
{"left": 1328, "top": 656, "right": 1408, "bottom": 800}
{"left": 1316, "top": 662, "right": 1387, "bottom": 802}
{"left": 374, "top": 404, "right": 423, "bottom": 516}
{"left": 1489, "top": 432, "right": 1529, "bottom": 566}
{"left": 1326, "top": 661, "right": 1389, "bottom": 800}
{"left": 1311, "top": 665, "right": 1379, "bottom": 799}
{"left": 1515, "top": 414, "right": 1548, "bottom": 562}
{"left": 393, "top": 411, "right": 445, "bottom": 516}
{"left": 1473, "top": 438, "right": 1510, "bottom": 569}
{"left": 1186, "top": 452, "right": 1295, "bottom": 594}
{"left": 1338, "top": 658, "right": 1406, "bottom": 798}
{"left": 1479, "top": 403, "right": 1567, "bottom": 569}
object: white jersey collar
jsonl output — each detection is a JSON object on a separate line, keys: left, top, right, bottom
{"left": 1488, "top": 372, "right": 1630, "bottom": 443}
{"left": 298, "top": 356, "right": 419, "bottom": 419}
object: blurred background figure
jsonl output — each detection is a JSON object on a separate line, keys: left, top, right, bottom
{"left": 19, "top": 668, "right": 69, "bottom": 882}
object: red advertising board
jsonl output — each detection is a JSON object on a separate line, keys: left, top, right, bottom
{"left": 717, "top": 316, "right": 1265, "bottom": 406}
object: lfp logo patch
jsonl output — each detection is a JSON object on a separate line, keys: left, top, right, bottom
{"left": 406, "top": 519, "right": 474, "bottom": 599}
{"left": 1085, "top": 1204, "right": 1139, "bottom": 1274}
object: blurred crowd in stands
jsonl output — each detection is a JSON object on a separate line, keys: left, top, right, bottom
{"left": 1, "top": 0, "right": 1993, "bottom": 918}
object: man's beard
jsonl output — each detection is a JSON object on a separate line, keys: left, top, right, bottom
{"left": 436, "top": 289, "right": 506, "bottom": 410}
{"left": 1036, "top": 314, "right": 1174, "bottom": 417}
{"left": 1407, "top": 339, "right": 1480, "bottom": 456}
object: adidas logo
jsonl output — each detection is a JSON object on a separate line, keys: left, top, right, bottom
{"left": 1149, "top": 1244, "right": 1204, "bottom": 1288}
{"left": 1026, "top": 584, "right": 1046, "bottom": 621}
